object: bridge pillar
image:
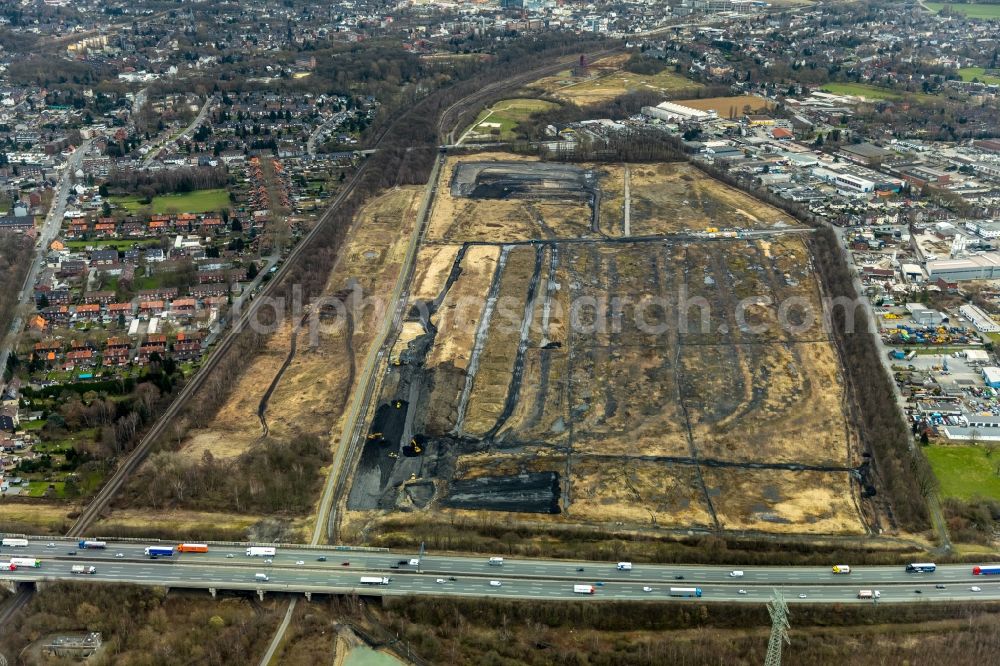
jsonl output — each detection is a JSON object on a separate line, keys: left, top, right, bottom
{"left": 162, "top": 587, "right": 169, "bottom": 596}
{"left": 208, "top": 588, "right": 217, "bottom": 599}
{"left": 0, "top": 580, "right": 18, "bottom": 594}
{"left": 257, "top": 589, "right": 265, "bottom": 601}
{"left": 304, "top": 591, "right": 311, "bottom": 602}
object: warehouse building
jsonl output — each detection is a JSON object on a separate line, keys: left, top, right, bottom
{"left": 641, "top": 101, "right": 718, "bottom": 123}
{"left": 959, "top": 303, "right": 1000, "bottom": 333}
{"left": 983, "top": 366, "right": 1000, "bottom": 389}
{"left": 926, "top": 253, "right": 1000, "bottom": 281}
{"left": 906, "top": 302, "right": 944, "bottom": 326}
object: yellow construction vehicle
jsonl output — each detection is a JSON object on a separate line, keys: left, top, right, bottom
{"left": 367, "top": 432, "right": 383, "bottom": 441}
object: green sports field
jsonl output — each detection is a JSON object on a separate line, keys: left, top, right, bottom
{"left": 926, "top": 445, "right": 1000, "bottom": 501}
{"left": 957, "top": 67, "right": 1000, "bottom": 84}
{"left": 110, "top": 188, "right": 230, "bottom": 214}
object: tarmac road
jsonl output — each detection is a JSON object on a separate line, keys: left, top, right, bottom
{"left": 1, "top": 539, "right": 998, "bottom": 604}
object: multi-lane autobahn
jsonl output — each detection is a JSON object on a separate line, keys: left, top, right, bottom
{"left": 0, "top": 539, "right": 998, "bottom": 604}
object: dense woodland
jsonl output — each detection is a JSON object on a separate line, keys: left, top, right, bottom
{"left": 0, "top": 584, "right": 279, "bottom": 665}
{"left": 0, "top": 234, "right": 32, "bottom": 380}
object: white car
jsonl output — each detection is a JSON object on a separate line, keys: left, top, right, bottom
{"left": 226, "top": 554, "right": 235, "bottom": 558}
{"left": 642, "top": 586, "right": 653, "bottom": 593}
{"left": 489, "top": 580, "right": 502, "bottom": 587}
{"left": 436, "top": 578, "right": 446, "bottom": 584}
{"left": 971, "top": 586, "right": 982, "bottom": 592}
{"left": 798, "top": 593, "right": 808, "bottom": 599}
{"left": 264, "top": 559, "right": 273, "bottom": 564}
{"left": 738, "top": 589, "right": 747, "bottom": 595}
{"left": 45, "top": 543, "right": 55, "bottom": 548}
{"left": 729, "top": 570, "right": 744, "bottom": 577}
{"left": 115, "top": 553, "right": 124, "bottom": 558}
{"left": 296, "top": 560, "right": 304, "bottom": 565}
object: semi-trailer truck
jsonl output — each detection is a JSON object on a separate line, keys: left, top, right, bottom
{"left": 857, "top": 590, "right": 881, "bottom": 599}
{"left": 360, "top": 576, "right": 391, "bottom": 585}
{"left": 78, "top": 540, "right": 107, "bottom": 549}
{"left": 668, "top": 587, "right": 702, "bottom": 598}
{"left": 1, "top": 538, "right": 28, "bottom": 548}
{"left": 246, "top": 547, "right": 276, "bottom": 557}
{"left": 145, "top": 546, "right": 174, "bottom": 558}
{"left": 574, "top": 584, "right": 596, "bottom": 594}
{"left": 177, "top": 543, "right": 209, "bottom": 553}
{"left": 9, "top": 557, "right": 39, "bottom": 568}
{"left": 905, "top": 562, "right": 936, "bottom": 573}
{"left": 972, "top": 565, "right": 1000, "bottom": 575}
{"left": 71, "top": 565, "right": 96, "bottom": 575}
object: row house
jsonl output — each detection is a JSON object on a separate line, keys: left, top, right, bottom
{"left": 103, "top": 337, "right": 131, "bottom": 366}
{"left": 108, "top": 302, "right": 134, "bottom": 318}
{"left": 56, "top": 260, "right": 87, "bottom": 279}
{"left": 139, "top": 300, "right": 165, "bottom": 317}
{"left": 73, "top": 304, "right": 101, "bottom": 320}
{"left": 138, "top": 287, "right": 178, "bottom": 301}
{"left": 64, "top": 348, "right": 96, "bottom": 368}
{"left": 171, "top": 298, "right": 197, "bottom": 315}
{"left": 190, "top": 284, "right": 229, "bottom": 298}
{"left": 137, "top": 334, "right": 168, "bottom": 365}
{"left": 83, "top": 290, "right": 115, "bottom": 305}
{"left": 39, "top": 306, "right": 70, "bottom": 324}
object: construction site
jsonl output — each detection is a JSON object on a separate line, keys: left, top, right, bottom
{"left": 342, "top": 153, "right": 872, "bottom": 539}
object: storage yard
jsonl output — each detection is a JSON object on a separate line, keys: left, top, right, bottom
{"left": 343, "top": 153, "right": 869, "bottom": 538}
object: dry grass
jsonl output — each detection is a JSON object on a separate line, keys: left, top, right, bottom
{"left": 568, "top": 458, "right": 714, "bottom": 527}
{"left": 0, "top": 502, "right": 71, "bottom": 533}
{"left": 462, "top": 246, "right": 538, "bottom": 437}
{"left": 527, "top": 58, "right": 700, "bottom": 106}
{"left": 703, "top": 468, "right": 864, "bottom": 534}
{"left": 426, "top": 245, "right": 500, "bottom": 371}
{"left": 674, "top": 95, "right": 772, "bottom": 118}
{"left": 628, "top": 162, "right": 800, "bottom": 234}
{"left": 409, "top": 243, "right": 461, "bottom": 302}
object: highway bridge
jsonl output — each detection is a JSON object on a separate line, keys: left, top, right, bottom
{"left": 0, "top": 538, "right": 998, "bottom": 604}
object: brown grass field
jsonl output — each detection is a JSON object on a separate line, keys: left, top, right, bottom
{"left": 674, "top": 95, "right": 772, "bottom": 118}
{"left": 526, "top": 55, "right": 701, "bottom": 106}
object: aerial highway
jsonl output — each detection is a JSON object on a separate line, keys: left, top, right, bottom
{"left": 0, "top": 539, "right": 997, "bottom": 604}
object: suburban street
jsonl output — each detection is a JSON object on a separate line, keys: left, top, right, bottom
{"left": 0, "top": 538, "right": 997, "bottom": 604}
{"left": 0, "top": 139, "right": 93, "bottom": 379}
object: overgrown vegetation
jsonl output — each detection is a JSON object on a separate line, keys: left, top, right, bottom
{"left": 0, "top": 584, "right": 280, "bottom": 664}
{"left": 0, "top": 234, "right": 33, "bottom": 379}
{"left": 369, "top": 596, "right": 1000, "bottom": 665}
{"left": 125, "top": 435, "right": 331, "bottom": 514}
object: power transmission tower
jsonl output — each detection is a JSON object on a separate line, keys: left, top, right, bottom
{"left": 764, "top": 589, "right": 790, "bottom": 666}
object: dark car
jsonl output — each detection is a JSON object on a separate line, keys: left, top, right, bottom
{"left": 448, "top": 576, "right": 457, "bottom": 581}
{"left": 341, "top": 561, "right": 350, "bottom": 566}
{"left": 390, "top": 565, "right": 400, "bottom": 569}
{"left": 317, "top": 556, "right": 327, "bottom": 562}
{"left": 935, "top": 584, "right": 946, "bottom": 589}
{"left": 674, "top": 575, "right": 684, "bottom": 580}
{"left": 914, "top": 590, "right": 922, "bottom": 594}
{"left": 67, "top": 550, "right": 76, "bottom": 556}
{"left": 397, "top": 560, "right": 409, "bottom": 565}
{"left": 576, "top": 567, "right": 585, "bottom": 572}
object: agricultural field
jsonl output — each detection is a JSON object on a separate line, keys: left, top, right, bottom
{"left": 673, "top": 95, "right": 771, "bottom": 119}
{"left": 926, "top": 445, "right": 1000, "bottom": 501}
{"left": 957, "top": 67, "right": 1000, "bottom": 85}
{"left": 110, "top": 187, "right": 230, "bottom": 214}
{"left": 343, "top": 152, "right": 868, "bottom": 540}
{"left": 525, "top": 54, "right": 700, "bottom": 106}
{"left": 460, "top": 98, "right": 559, "bottom": 143}
{"left": 926, "top": 2, "right": 1000, "bottom": 18}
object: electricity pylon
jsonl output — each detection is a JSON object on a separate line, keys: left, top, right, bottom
{"left": 764, "top": 589, "right": 790, "bottom": 666}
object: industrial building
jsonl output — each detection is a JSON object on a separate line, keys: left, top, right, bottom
{"left": 812, "top": 167, "right": 875, "bottom": 193}
{"left": 905, "top": 302, "right": 943, "bottom": 326}
{"left": 926, "top": 253, "right": 1000, "bottom": 281}
{"left": 965, "top": 220, "right": 1000, "bottom": 239}
{"left": 983, "top": 367, "right": 1000, "bottom": 389}
{"left": 641, "top": 101, "right": 717, "bottom": 123}
{"left": 959, "top": 303, "right": 1000, "bottom": 333}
